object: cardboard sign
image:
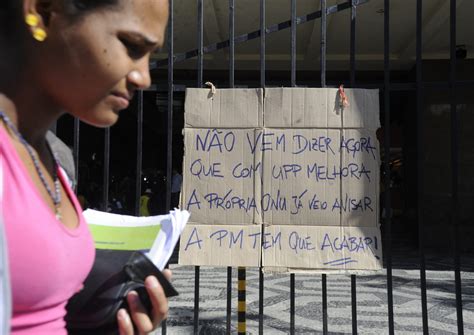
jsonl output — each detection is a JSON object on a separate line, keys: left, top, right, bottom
{"left": 179, "top": 88, "right": 382, "bottom": 272}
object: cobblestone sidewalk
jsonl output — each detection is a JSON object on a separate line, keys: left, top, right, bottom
{"left": 160, "top": 249, "right": 474, "bottom": 334}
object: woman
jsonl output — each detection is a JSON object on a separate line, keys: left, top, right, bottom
{"left": 0, "top": 0, "right": 170, "bottom": 334}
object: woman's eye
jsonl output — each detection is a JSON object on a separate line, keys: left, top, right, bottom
{"left": 120, "top": 38, "right": 145, "bottom": 58}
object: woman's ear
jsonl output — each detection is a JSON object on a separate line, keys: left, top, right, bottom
{"left": 22, "top": 0, "right": 56, "bottom": 41}
{"left": 23, "top": 0, "right": 55, "bottom": 28}
{"left": 36, "top": 0, "right": 56, "bottom": 25}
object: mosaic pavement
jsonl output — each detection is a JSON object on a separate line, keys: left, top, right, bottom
{"left": 157, "top": 248, "right": 474, "bottom": 334}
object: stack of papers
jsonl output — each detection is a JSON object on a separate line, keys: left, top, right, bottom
{"left": 83, "top": 209, "right": 190, "bottom": 270}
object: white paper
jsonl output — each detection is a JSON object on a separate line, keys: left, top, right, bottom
{"left": 83, "top": 209, "right": 190, "bottom": 270}
{"left": 147, "top": 209, "right": 190, "bottom": 270}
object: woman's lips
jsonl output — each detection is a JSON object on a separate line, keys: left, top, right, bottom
{"left": 108, "top": 92, "right": 130, "bottom": 110}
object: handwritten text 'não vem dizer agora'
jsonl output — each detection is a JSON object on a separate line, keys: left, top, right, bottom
{"left": 194, "top": 129, "right": 377, "bottom": 159}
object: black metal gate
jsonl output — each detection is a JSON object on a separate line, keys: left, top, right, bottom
{"left": 59, "top": 0, "right": 473, "bottom": 333}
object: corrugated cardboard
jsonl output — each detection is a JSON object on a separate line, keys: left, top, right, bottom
{"left": 179, "top": 224, "right": 261, "bottom": 267}
{"left": 262, "top": 225, "right": 382, "bottom": 270}
{"left": 179, "top": 87, "right": 382, "bottom": 271}
{"left": 185, "top": 88, "right": 264, "bottom": 128}
{"left": 181, "top": 128, "right": 262, "bottom": 225}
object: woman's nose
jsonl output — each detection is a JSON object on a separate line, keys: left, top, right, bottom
{"left": 127, "top": 60, "right": 151, "bottom": 90}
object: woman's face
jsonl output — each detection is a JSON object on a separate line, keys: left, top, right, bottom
{"left": 37, "top": 0, "right": 168, "bottom": 127}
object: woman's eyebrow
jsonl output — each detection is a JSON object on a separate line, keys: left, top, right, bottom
{"left": 123, "top": 31, "right": 160, "bottom": 48}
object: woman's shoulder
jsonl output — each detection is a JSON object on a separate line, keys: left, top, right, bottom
{"left": 0, "top": 94, "right": 17, "bottom": 152}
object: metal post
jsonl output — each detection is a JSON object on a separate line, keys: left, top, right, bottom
{"left": 290, "top": 1, "right": 297, "bottom": 333}
{"left": 162, "top": 0, "right": 174, "bottom": 333}
{"left": 226, "top": 267, "right": 232, "bottom": 334}
{"left": 259, "top": 1, "right": 266, "bottom": 334}
{"left": 290, "top": 274, "right": 295, "bottom": 334}
{"left": 229, "top": 0, "right": 235, "bottom": 87}
{"left": 321, "top": 1, "right": 328, "bottom": 334}
{"left": 349, "top": 2, "right": 358, "bottom": 333}
{"left": 351, "top": 275, "right": 357, "bottom": 335}
{"left": 415, "top": 1, "right": 428, "bottom": 333}
{"left": 226, "top": 1, "right": 235, "bottom": 333}
{"left": 383, "top": 1, "right": 394, "bottom": 334}
{"left": 291, "top": 0, "right": 296, "bottom": 86}
{"left": 102, "top": 128, "right": 110, "bottom": 212}
{"left": 350, "top": 0, "right": 356, "bottom": 87}
{"left": 193, "top": 1, "right": 204, "bottom": 334}
{"left": 258, "top": 242, "right": 264, "bottom": 335}
{"left": 193, "top": 266, "right": 200, "bottom": 334}
{"left": 450, "top": 0, "right": 464, "bottom": 333}
{"left": 165, "top": 0, "right": 174, "bottom": 212}
{"left": 321, "top": 275, "right": 328, "bottom": 334}
{"left": 134, "top": 91, "right": 143, "bottom": 217}
{"left": 320, "top": 0, "right": 327, "bottom": 88}
{"left": 260, "top": 0, "right": 266, "bottom": 89}
{"left": 197, "top": 0, "right": 204, "bottom": 88}
{"left": 237, "top": 267, "right": 246, "bottom": 335}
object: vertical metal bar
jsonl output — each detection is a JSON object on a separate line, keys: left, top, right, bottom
{"left": 260, "top": 0, "right": 266, "bottom": 88}
{"left": 165, "top": 0, "right": 174, "bottom": 213}
{"left": 229, "top": 0, "right": 235, "bottom": 88}
{"left": 415, "top": 1, "right": 429, "bottom": 333}
{"left": 73, "top": 118, "right": 80, "bottom": 192}
{"left": 383, "top": 0, "right": 394, "bottom": 334}
{"left": 450, "top": 0, "right": 464, "bottom": 333}
{"left": 193, "top": 266, "right": 200, "bottom": 334}
{"left": 226, "top": 1, "right": 235, "bottom": 334}
{"left": 291, "top": 0, "right": 296, "bottom": 86}
{"left": 350, "top": 0, "right": 356, "bottom": 87}
{"left": 290, "top": 274, "right": 295, "bottom": 335}
{"left": 322, "top": 274, "right": 328, "bottom": 335}
{"left": 134, "top": 91, "right": 143, "bottom": 216}
{"left": 351, "top": 275, "right": 357, "bottom": 334}
{"left": 320, "top": 0, "right": 327, "bottom": 88}
{"left": 237, "top": 268, "right": 246, "bottom": 335}
{"left": 258, "top": 250, "right": 264, "bottom": 335}
{"left": 102, "top": 128, "right": 110, "bottom": 212}
{"left": 194, "top": 1, "right": 203, "bottom": 334}
{"left": 320, "top": 1, "right": 328, "bottom": 334}
{"left": 198, "top": 0, "right": 204, "bottom": 88}
{"left": 162, "top": 1, "right": 173, "bottom": 333}
{"left": 226, "top": 267, "right": 232, "bottom": 334}
{"left": 259, "top": 1, "right": 266, "bottom": 334}
{"left": 289, "top": 1, "right": 297, "bottom": 334}
{"left": 349, "top": 3, "right": 357, "bottom": 334}
{"left": 237, "top": 266, "right": 246, "bottom": 332}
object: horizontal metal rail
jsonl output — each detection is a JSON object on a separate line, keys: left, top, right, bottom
{"left": 150, "top": 0, "right": 369, "bottom": 69}
{"left": 146, "top": 79, "right": 474, "bottom": 92}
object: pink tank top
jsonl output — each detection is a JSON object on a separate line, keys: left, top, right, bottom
{"left": 0, "top": 125, "right": 95, "bottom": 334}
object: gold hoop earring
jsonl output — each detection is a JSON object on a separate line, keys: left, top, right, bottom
{"left": 25, "top": 14, "right": 47, "bottom": 42}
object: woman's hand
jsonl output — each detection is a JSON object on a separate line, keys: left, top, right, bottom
{"left": 117, "top": 269, "right": 172, "bottom": 335}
